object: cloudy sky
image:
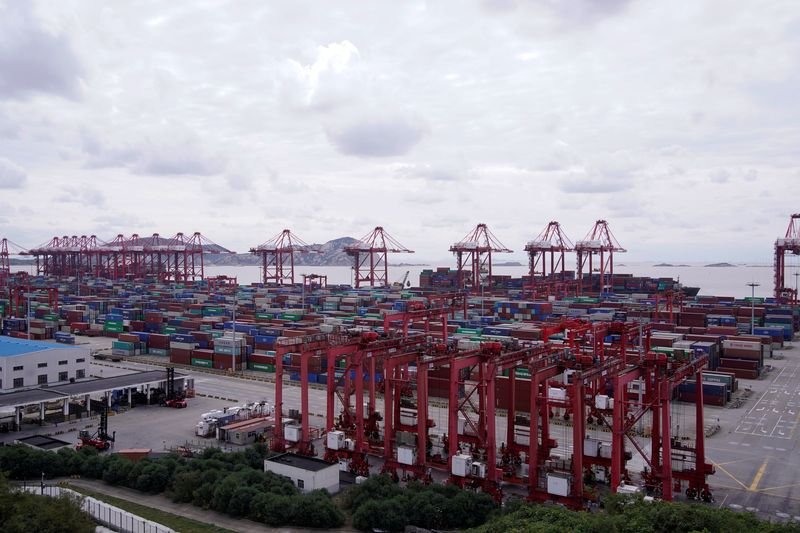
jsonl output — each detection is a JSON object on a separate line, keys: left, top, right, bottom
{"left": 1, "top": 1, "right": 798, "bottom": 263}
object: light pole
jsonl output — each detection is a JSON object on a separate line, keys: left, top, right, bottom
{"left": 26, "top": 289, "right": 31, "bottom": 340}
{"left": 747, "top": 282, "right": 760, "bottom": 335}
{"left": 232, "top": 288, "right": 237, "bottom": 374}
{"left": 794, "top": 272, "right": 799, "bottom": 304}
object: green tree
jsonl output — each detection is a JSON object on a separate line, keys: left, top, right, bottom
{"left": 352, "top": 499, "right": 407, "bottom": 532}
{"left": 227, "top": 485, "right": 259, "bottom": 517}
{"left": 170, "top": 470, "right": 203, "bottom": 503}
{"left": 0, "top": 473, "right": 95, "bottom": 533}
{"left": 291, "top": 490, "right": 345, "bottom": 528}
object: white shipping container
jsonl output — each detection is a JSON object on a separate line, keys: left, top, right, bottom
{"left": 595, "top": 394, "right": 609, "bottom": 410}
{"left": 599, "top": 443, "right": 613, "bottom": 459}
{"left": 471, "top": 462, "right": 487, "bottom": 478}
{"left": 400, "top": 414, "right": 418, "bottom": 426}
{"left": 547, "top": 473, "right": 570, "bottom": 497}
{"left": 284, "top": 424, "right": 301, "bottom": 443}
{"left": 584, "top": 438, "right": 601, "bottom": 457}
{"left": 722, "top": 340, "right": 761, "bottom": 351}
{"left": 548, "top": 387, "right": 567, "bottom": 401}
{"left": 451, "top": 454, "right": 472, "bottom": 477}
{"left": 327, "top": 430, "right": 345, "bottom": 450}
{"left": 397, "top": 445, "right": 417, "bottom": 466}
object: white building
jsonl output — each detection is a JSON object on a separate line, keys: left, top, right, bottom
{"left": 264, "top": 453, "right": 340, "bottom": 493}
{"left": 0, "top": 337, "right": 90, "bottom": 391}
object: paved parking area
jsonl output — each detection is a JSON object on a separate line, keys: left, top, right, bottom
{"left": 705, "top": 345, "right": 800, "bottom": 523}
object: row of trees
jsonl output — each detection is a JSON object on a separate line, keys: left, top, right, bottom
{"left": 0, "top": 444, "right": 344, "bottom": 528}
{"left": 473, "top": 494, "right": 800, "bottom": 533}
{"left": 0, "top": 473, "right": 95, "bottom": 533}
{"left": 4, "top": 443, "right": 795, "bottom": 532}
{"left": 343, "top": 474, "right": 497, "bottom": 531}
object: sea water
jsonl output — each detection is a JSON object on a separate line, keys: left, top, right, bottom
{"left": 205, "top": 262, "right": 783, "bottom": 299}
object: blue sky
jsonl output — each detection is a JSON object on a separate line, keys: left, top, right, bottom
{"left": 0, "top": 1, "right": 798, "bottom": 263}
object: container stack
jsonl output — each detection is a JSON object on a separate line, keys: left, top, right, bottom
{"left": 718, "top": 339, "right": 764, "bottom": 379}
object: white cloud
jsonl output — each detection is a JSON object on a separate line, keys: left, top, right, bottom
{"left": 708, "top": 169, "right": 730, "bottom": 183}
{"left": 0, "top": 1, "right": 798, "bottom": 261}
{"left": 0, "top": 2, "right": 83, "bottom": 100}
{"left": 325, "top": 116, "right": 427, "bottom": 157}
{"left": 82, "top": 129, "right": 226, "bottom": 177}
{"left": 281, "top": 40, "right": 362, "bottom": 111}
{"left": 0, "top": 158, "right": 27, "bottom": 189}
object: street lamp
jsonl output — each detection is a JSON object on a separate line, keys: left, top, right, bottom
{"left": 747, "top": 282, "right": 760, "bottom": 335}
{"left": 232, "top": 288, "right": 238, "bottom": 374}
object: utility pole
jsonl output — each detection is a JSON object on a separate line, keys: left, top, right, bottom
{"left": 747, "top": 282, "right": 760, "bottom": 335}
{"left": 232, "top": 287, "right": 237, "bottom": 374}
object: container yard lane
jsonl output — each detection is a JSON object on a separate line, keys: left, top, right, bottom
{"left": 706, "top": 348, "right": 800, "bottom": 523}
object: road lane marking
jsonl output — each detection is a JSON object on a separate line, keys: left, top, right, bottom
{"left": 713, "top": 462, "right": 750, "bottom": 491}
{"left": 758, "top": 482, "right": 800, "bottom": 493}
{"left": 749, "top": 458, "right": 769, "bottom": 492}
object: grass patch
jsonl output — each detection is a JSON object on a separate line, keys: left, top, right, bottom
{"left": 65, "top": 484, "right": 234, "bottom": 533}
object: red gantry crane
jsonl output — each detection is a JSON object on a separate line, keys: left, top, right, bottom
{"left": 345, "top": 227, "right": 414, "bottom": 288}
{"left": 28, "top": 235, "right": 104, "bottom": 278}
{"left": 575, "top": 220, "right": 626, "bottom": 296}
{"left": 449, "top": 223, "right": 512, "bottom": 294}
{"left": 250, "top": 229, "right": 321, "bottom": 285}
{"left": 524, "top": 221, "right": 576, "bottom": 299}
{"left": 1, "top": 238, "right": 27, "bottom": 289}
{"left": 774, "top": 214, "right": 800, "bottom": 304}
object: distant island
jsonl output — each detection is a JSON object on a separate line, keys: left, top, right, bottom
{"left": 654, "top": 263, "right": 690, "bottom": 267}
{"left": 390, "top": 263, "right": 430, "bottom": 267}
{"left": 704, "top": 262, "right": 736, "bottom": 267}
{"left": 495, "top": 261, "right": 524, "bottom": 267}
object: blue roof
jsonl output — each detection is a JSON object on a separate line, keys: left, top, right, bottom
{"left": 0, "top": 337, "right": 71, "bottom": 357}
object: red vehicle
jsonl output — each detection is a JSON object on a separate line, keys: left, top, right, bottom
{"left": 163, "top": 398, "right": 188, "bottom": 408}
{"left": 76, "top": 429, "right": 112, "bottom": 451}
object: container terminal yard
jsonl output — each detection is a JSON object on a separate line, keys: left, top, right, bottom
{"left": 0, "top": 217, "right": 799, "bottom": 523}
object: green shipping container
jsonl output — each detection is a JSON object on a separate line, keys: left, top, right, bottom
{"left": 191, "top": 358, "right": 212, "bottom": 368}
{"left": 112, "top": 341, "right": 135, "bottom": 350}
{"left": 249, "top": 362, "right": 276, "bottom": 372}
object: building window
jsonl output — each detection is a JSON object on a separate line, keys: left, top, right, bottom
{"left": 76, "top": 369, "right": 85, "bottom": 379}
{"left": 76, "top": 358, "right": 85, "bottom": 363}
{"left": 38, "top": 374, "right": 48, "bottom": 385}
{"left": 58, "top": 372, "right": 68, "bottom": 382}
{"left": 58, "top": 360, "right": 68, "bottom": 366}
{"left": 38, "top": 362, "right": 48, "bottom": 368}
{"left": 297, "top": 479, "right": 304, "bottom": 489}
{"left": 13, "top": 378, "right": 23, "bottom": 388}
{"left": 13, "top": 366, "right": 23, "bottom": 372}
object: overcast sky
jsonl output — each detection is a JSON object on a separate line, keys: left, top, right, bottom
{"left": 0, "top": 1, "right": 798, "bottom": 263}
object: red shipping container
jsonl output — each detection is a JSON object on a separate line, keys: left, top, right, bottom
{"left": 169, "top": 349, "right": 192, "bottom": 365}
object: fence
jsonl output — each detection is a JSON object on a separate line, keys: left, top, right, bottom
{"left": 20, "top": 485, "right": 175, "bottom": 533}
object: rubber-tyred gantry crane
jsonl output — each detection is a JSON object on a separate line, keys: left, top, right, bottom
{"left": 250, "top": 229, "right": 321, "bottom": 285}
{"left": 575, "top": 220, "right": 625, "bottom": 296}
{"left": 345, "top": 227, "right": 413, "bottom": 288}
{"left": 449, "top": 223, "right": 512, "bottom": 294}
{"left": 774, "top": 214, "right": 800, "bottom": 304}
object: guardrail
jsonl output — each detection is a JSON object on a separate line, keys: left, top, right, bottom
{"left": 19, "top": 484, "right": 175, "bottom": 533}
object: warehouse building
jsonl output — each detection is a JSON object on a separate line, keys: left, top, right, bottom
{"left": 0, "top": 337, "right": 90, "bottom": 391}
{"left": 264, "top": 453, "right": 340, "bottom": 493}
